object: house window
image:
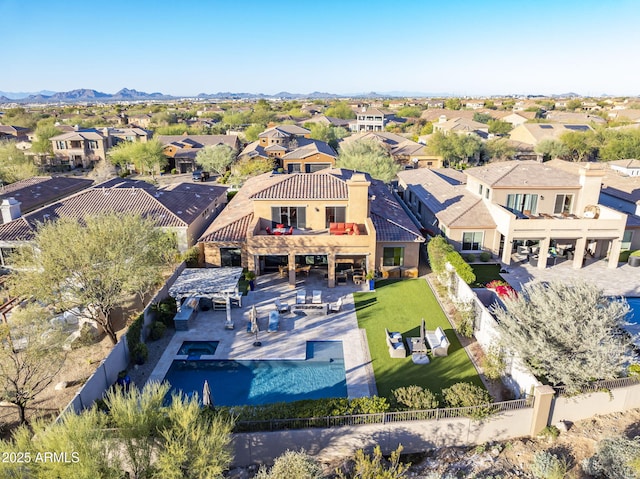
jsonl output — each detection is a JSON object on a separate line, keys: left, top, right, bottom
{"left": 478, "top": 184, "right": 484, "bottom": 195}
{"left": 622, "top": 230, "right": 633, "bottom": 250}
{"left": 288, "top": 163, "right": 301, "bottom": 173}
{"left": 382, "top": 247, "right": 404, "bottom": 266}
{"left": 271, "top": 206, "right": 306, "bottom": 228}
{"left": 306, "top": 163, "right": 331, "bottom": 173}
{"left": 554, "top": 194, "right": 573, "bottom": 215}
{"left": 56, "top": 141, "right": 65, "bottom": 149}
{"left": 88, "top": 140, "right": 98, "bottom": 149}
{"left": 462, "top": 231, "right": 483, "bottom": 251}
{"left": 506, "top": 194, "right": 538, "bottom": 214}
{"left": 220, "top": 248, "right": 241, "bottom": 267}
{"left": 485, "top": 188, "right": 490, "bottom": 199}
{"left": 325, "top": 206, "right": 346, "bottom": 227}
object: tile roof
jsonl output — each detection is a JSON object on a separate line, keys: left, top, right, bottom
{"left": 156, "top": 135, "right": 239, "bottom": 150}
{"left": 50, "top": 130, "right": 105, "bottom": 141}
{"left": 368, "top": 179, "right": 423, "bottom": 242}
{"left": 0, "top": 178, "right": 225, "bottom": 242}
{"left": 259, "top": 125, "right": 310, "bottom": 138}
{"left": 251, "top": 173, "right": 348, "bottom": 200}
{"left": 198, "top": 213, "right": 253, "bottom": 242}
{"left": 0, "top": 176, "right": 93, "bottom": 213}
{"left": 280, "top": 138, "right": 337, "bottom": 160}
{"left": 397, "top": 168, "right": 495, "bottom": 229}
{"left": 465, "top": 160, "right": 581, "bottom": 188}
{"left": 609, "top": 159, "right": 640, "bottom": 169}
{"left": 509, "top": 123, "right": 593, "bottom": 145}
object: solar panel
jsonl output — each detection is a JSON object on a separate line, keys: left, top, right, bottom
{"left": 539, "top": 124, "right": 553, "bottom": 129}
{"left": 565, "top": 125, "right": 589, "bottom": 131}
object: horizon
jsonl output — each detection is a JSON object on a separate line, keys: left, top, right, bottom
{"left": 3, "top": 0, "right": 640, "bottom": 97}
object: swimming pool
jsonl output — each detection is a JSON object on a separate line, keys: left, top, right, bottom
{"left": 163, "top": 341, "right": 346, "bottom": 406}
{"left": 624, "top": 297, "right": 640, "bottom": 341}
{"left": 177, "top": 341, "right": 219, "bottom": 356}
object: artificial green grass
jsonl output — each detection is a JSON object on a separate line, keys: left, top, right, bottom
{"left": 470, "top": 264, "right": 505, "bottom": 288}
{"left": 354, "top": 279, "right": 483, "bottom": 400}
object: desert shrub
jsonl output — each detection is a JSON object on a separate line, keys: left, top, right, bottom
{"left": 149, "top": 321, "right": 166, "bottom": 341}
{"left": 582, "top": 436, "right": 640, "bottom": 479}
{"left": 455, "top": 300, "right": 475, "bottom": 338}
{"left": 629, "top": 363, "right": 640, "bottom": 376}
{"left": 392, "top": 385, "right": 439, "bottom": 410}
{"left": 481, "top": 347, "right": 506, "bottom": 380}
{"left": 465, "top": 253, "right": 476, "bottom": 263}
{"left": 479, "top": 251, "right": 491, "bottom": 262}
{"left": 442, "top": 383, "right": 492, "bottom": 418}
{"left": 350, "top": 396, "right": 389, "bottom": 414}
{"left": 336, "top": 445, "right": 409, "bottom": 479}
{"left": 182, "top": 246, "right": 200, "bottom": 267}
{"left": 538, "top": 425, "right": 560, "bottom": 440}
{"left": 531, "top": 451, "right": 570, "bottom": 479}
{"left": 254, "top": 450, "right": 324, "bottom": 479}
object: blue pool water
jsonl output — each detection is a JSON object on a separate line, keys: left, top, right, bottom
{"left": 626, "top": 297, "right": 639, "bottom": 325}
{"left": 177, "top": 341, "right": 219, "bottom": 356}
{"left": 164, "top": 341, "right": 346, "bottom": 406}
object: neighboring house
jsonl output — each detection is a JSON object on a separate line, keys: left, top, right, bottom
{"left": 607, "top": 109, "right": 640, "bottom": 123}
{"left": 544, "top": 111, "right": 606, "bottom": 125}
{"left": 0, "top": 176, "right": 94, "bottom": 222}
{"left": 608, "top": 159, "right": 640, "bottom": 177}
{"left": 0, "top": 178, "right": 228, "bottom": 264}
{"left": 300, "top": 115, "right": 351, "bottom": 129}
{"left": 500, "top": 112, "right": 535, "bottom": 127}
{"left": 351, "top": 107, "right": 388, "bottom": 132}
{"left": 240, "top": 125, "right": 337, "bottom": 173}
{"left": 508, "top": 123, "right": 593, "bottom": 147}
{"left": 340, "top": 131, "right": 444, "bottom": 169}
{"left": 0, "top": 125, "right": 30, "bottom": 142}
{"left": 49, "top": 127, "right": 152, "bottom": 168}
{"left": 397, "top": 160, "right": 628, "bottom": 270}
{"left": 432, "top": 117, "right": 489, "bottom": 138}
{"left": 127, "top": 114, "right": 153, "bottom": 128}
{"left": 157, "top": 134, "right": 241, "bottom": 173}
{"left": 198, "top": 169, "right": 424, "bottom": 286}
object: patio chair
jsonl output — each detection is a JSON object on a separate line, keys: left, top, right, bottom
{"left": 312, "top": 290, "right": 322, "bottom": 304}
{"left": 328, "top": 297, "right": 343, "bottom": 313}
{"left": 230, "top": 293, "right": 242, "bottom": 308}
{"left": 296, "top": 289, "right": 307, "bottom": 304}
{"left": 385, "top": 328, "right": 406, "bottom": 358}
{"left": 274, "top": 298, "right": 290, "bottom": 313}
{"left": 266, "top": 226, "right": 272, "bottom": 235}
{"left": 268, "top": 310, "right": 279, "bottom": 332}
{"left": 285, "top": 226, "right": 294, "bottom": 235}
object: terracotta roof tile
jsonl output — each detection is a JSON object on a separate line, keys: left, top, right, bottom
{"left": 199, "top": 213, "right": 253, "bottom": 242}
{"left": 0, "top": 176, "right": 93, "bottom": 213}
{"left": 251, "top": 173, "right": 348, "bottom": 200}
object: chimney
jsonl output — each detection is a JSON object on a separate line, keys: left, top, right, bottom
{"left": 346, "top": 173, "right": 371, "bottom": 222}
{"left": 1, "top": 197, "right": 22, "bottom": 223}
{"left": 439, "top": 115, "right": 447, "bottom": 123}
{"left": 576, "top": 163, "right": 604, "bottom": 214}
{"left": 102, "top": 127, "right": 111, "bottom": 148}
{"left": 73, "top": 124, "right": 80, "bottom": 131}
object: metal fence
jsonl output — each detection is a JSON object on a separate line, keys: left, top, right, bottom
{"left": 235, "top": 397, "right": 533, "bottom": 433}
{"left": 554, "top": 376, "right": 640, "bottom": 396}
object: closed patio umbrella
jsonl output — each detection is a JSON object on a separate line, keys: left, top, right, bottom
{"left": 202, "top": 380, "right": 212, "bottom": 408}
{"left": 250, "top": 305, "right": 258, "bottom": 332}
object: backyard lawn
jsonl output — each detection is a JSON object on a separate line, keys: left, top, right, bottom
{"left": 470, "top": 264, "right": 505, "bottom": 288}
{"left": 354, "top": 279, "right": 483, "bottom": 399}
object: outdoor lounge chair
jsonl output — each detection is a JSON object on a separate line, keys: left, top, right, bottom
{"left": 312, "top": 290, "right": 322, "bottom": 304}
{"left": 385, "top": 328, "right": 406, "bottom": 358}
{"left": 425, "top": 326, "right": 450, "bottom": 357}
{"left": 328, "top": 297, "right": 343, "bottom": 313}
{"left": 274, "top": 298, "right": 290, "bottom": 313}
{"left": 297, "top": 289, "right": 307, "bottom": 304}
{"left": 268, "top": 310, "right": 279, "bottom": 332}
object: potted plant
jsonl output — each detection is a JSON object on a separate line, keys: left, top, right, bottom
{"left": 629, "top": 250, "right": 640, "bottom": 267}
{"left": 116, "top": 370, "right": 131, "bottom": 389}
{"left": 365, "top": 271, "right": 375, "bottom": 291}
{"left": 245, "top": 271, "right": 256, "bottom": 290}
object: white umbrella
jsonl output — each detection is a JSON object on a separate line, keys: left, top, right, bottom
{"left": 250, "top": 305, "right": 258, "bottom": 333}
{"left": 202, "top": 380, "right": 212, "bottom": 408}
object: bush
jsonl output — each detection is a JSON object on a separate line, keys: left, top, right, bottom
{"left": 619, "top": 250, "right": 631, "bottom": 262}
{"left": 531, "top": 451, "right": 570, "bottom": 479}
{"left": 171, "top": 168, "right": 177, "bottom": 174}
{"left": 538, "top": 425, "right": 560, "bottom": 440}
{"left": 132, "top": 343, "right": 148, "bottom": 365}
{"left": 631, "top": 250, "right": 640, "bottom": 257}
{"left": 629, "top": 363, "right": 640, "bottom": 376}
{"left": 182, "top": 246, "right": 200, "bottom": 267}
{"left": 152, "top": 298, "right": 178, "bottom": 327}
{"left": 392, "top": 385, "right": 439, "bottom": 410}
{"left": 126, "top": 313, "right": 144, "bottom": 353}
{"left": 582, "top": 436, "right": 640, "bottom": 479}
{"left": 455, "top": 301, "right": 475, "bottom": 338}
{"left": 465, "top": 253, "right": 476, "bottom": 263}
{"left": 255, "top": 450, "right": 323, "bottom": 479}
{"left": 336, "top": 445, "right": 409, "bottom": 479}
{"left": 479, "top": 251, "right": 491, "bottom": 262}
{"left": 481, "top": 347, "right": 506, "bottom": 380}
{"left": 442, "top": 383, "right": 491, "bottom": 415}
{"left": 149, "top": 321, "right": 166, "bottom": 341}
{"left": 445, "top": 249, "right": 476, "bottom": 284}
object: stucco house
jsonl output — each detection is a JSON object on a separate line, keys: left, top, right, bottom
{"left": 351, "top": 107, "right": 388, "bottom": 132}
{"left": 508, "top": 123, "right": 593, "bottom": 147}
{"left": 157, "top": 134, "right": 241, "bottom": 174}
{"left": 397, "top": 161, "right": 628, "bottom": 270}
{"left": 198, "top": 169, "right": 423, "bottom": 286}
{"left": 0, "top": 178, "right": 228, "bottom": 265}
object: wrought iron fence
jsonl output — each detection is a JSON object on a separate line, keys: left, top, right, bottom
{"left": 554, "top": 376, "right": 640, "bottom": 397}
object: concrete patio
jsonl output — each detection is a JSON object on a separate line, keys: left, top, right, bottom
{"left": 501, "top": 259, "right": 640, "bottom": 297}
{"left": 148, "top": 271, "right": 376, "bottom": 399}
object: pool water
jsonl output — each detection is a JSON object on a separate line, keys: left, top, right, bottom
{"left": 177, "top": 341, "right": 219, "bottom": 356}
{"left": 624, "top": 297, "right": 640, "bottom": 341}
{"left": 164, "top": 341, "right": 346, "bottom": 406}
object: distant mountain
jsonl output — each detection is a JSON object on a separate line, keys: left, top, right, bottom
{"left": 0, "top": 90, "right": 56, "bottom": 100}
{"left": 0, "top": 88, "right": 175, "bottom": 104}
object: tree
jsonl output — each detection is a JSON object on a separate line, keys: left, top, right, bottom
{"left": 565, "top": 99, "right": 583, "bottom": 111}
{"left": 559, "top": 130, "right": 597, "bottom": 161}
{"left": 108, "top": 139, "right": 167, "bottom": 178}
{"left": 427, "top": 132, "right": 482, "bottom": 166}
{"left": 487, "top": 119, "right": 513, "bottom": 136}
{"left": 195, "top": 144, "right": 236, "bottom": 176}
{"left": 0, "top": 304, "right": 66, "bottom": 423}
{"left": 337, "top": 139, "right": 400, "bottom": 183}
{"left": 598, "top": 129, "right": 640, "bottom": 161}
{"left": 9, "top": 213, "right": 176, "bottom": 344}
{"left": 396, "top": 106, "right": 422, "bottom": 118}
{"left": 31, "top": 124, "right": 62, "bottom": 157}
{"left": 244, "top": 123, "right": 266, "bottom": 142}
{"left": 473, "top": 112, "right": 493, "bottom": 124}
{"left": 0, "top": 141, "right": 39, "bottom": 183}
{"left": 493, "top": 281, "right": 632, "bottom": 394}
{"left": 325, "top": 101, "right": 356, "bottom": 120}
{"left": 534, "top": 139, "right": 570, "bottom": 161}
{"left": 444, "top": 98, "right": 462, "bottom": 110}
{"left": 483, "top": 138, "right": 516, "bottom": 162}
{"left": 229, "top": 156, "right": 274, "bottom": 185}
{"left": 307, "top": 123, "right": 348, "bottom": 149}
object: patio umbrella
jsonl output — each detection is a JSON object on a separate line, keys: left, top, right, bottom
{"left": 250, "top": 305, "right": 258, "bottom": 333}
{"left": 202, "top": 380, "right": 212, "bottom": 408}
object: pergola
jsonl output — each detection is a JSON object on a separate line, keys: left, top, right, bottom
{"left": 168, "top": 267, "right": 243, "bottom": 328}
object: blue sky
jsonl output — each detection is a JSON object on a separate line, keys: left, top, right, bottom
{"left": 2, "top": 0, "right": 640, "bottom": 96}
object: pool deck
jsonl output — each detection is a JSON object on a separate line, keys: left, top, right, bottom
{"left": 148, "top": 272, "right": 375, "bottom": 399}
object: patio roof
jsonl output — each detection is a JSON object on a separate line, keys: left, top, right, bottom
{"left": 168, "top": 267, "right": 243, "bottom": 298}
